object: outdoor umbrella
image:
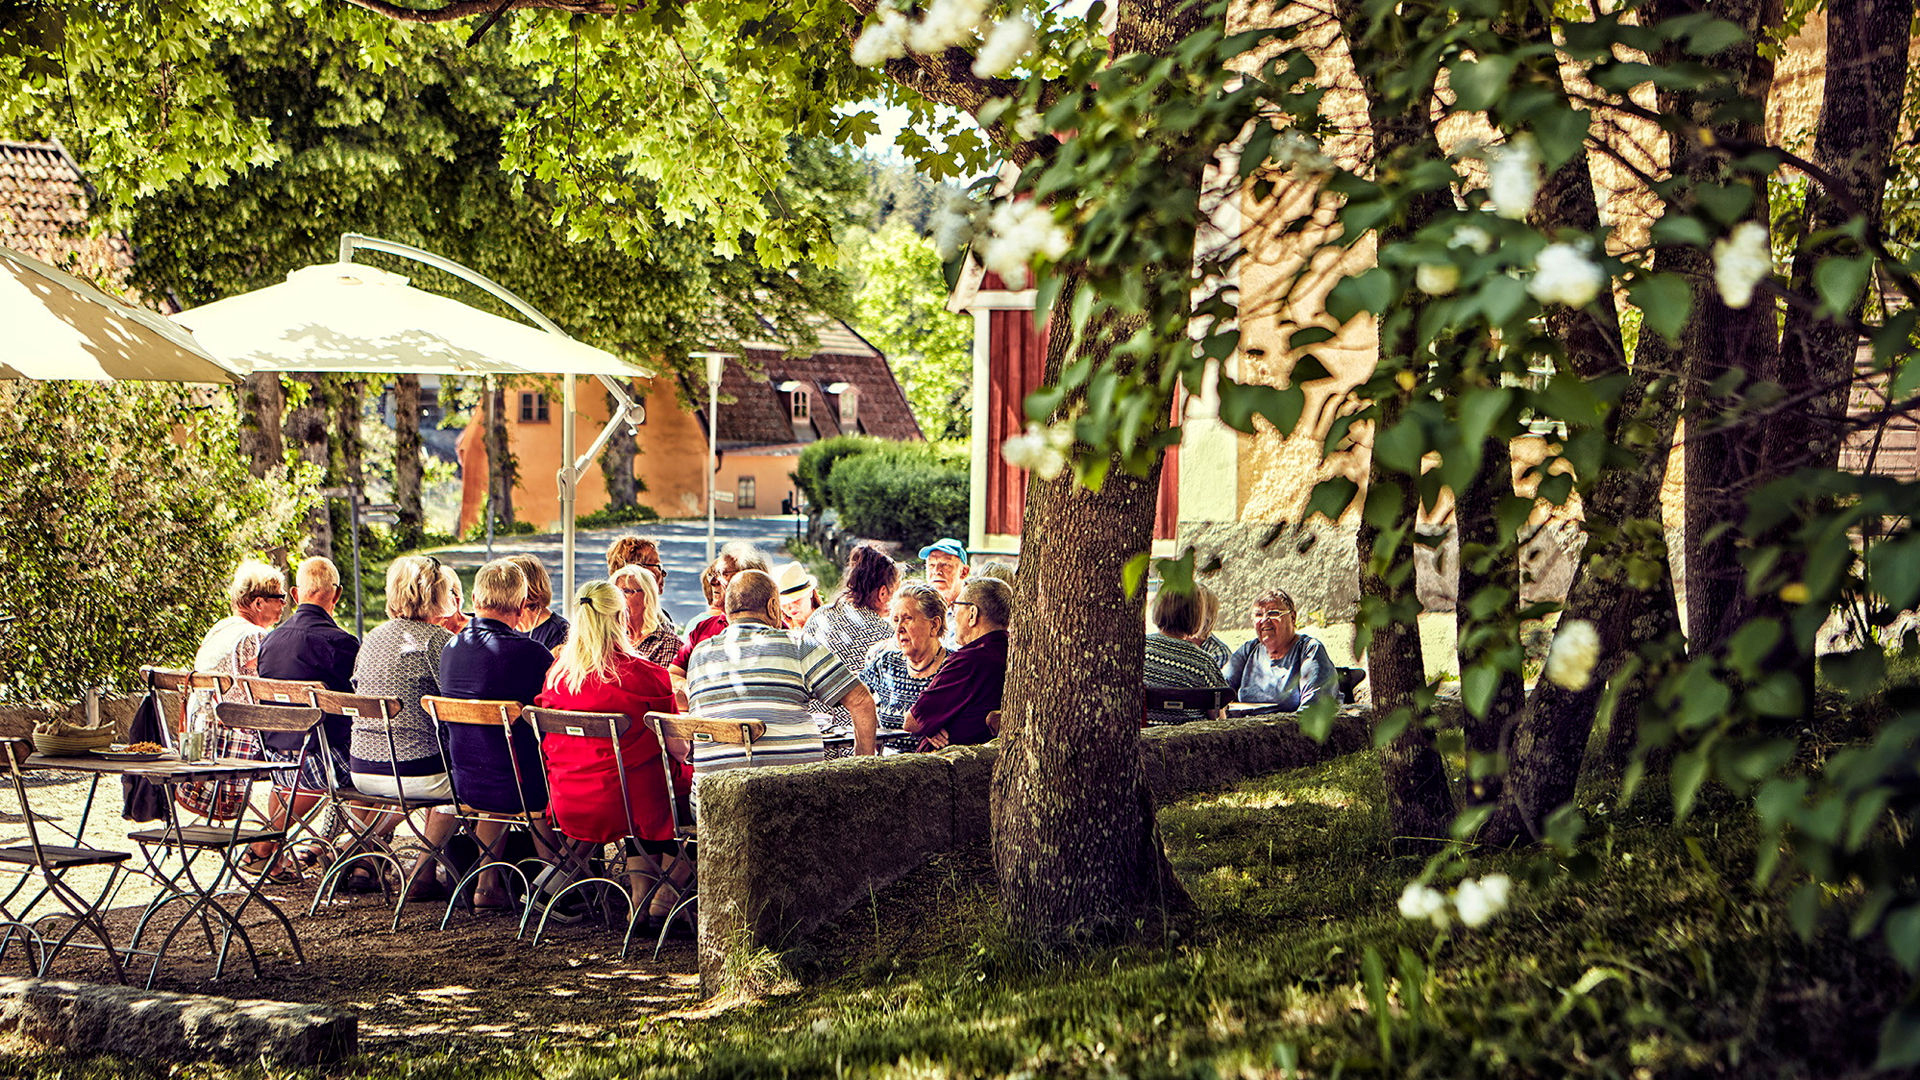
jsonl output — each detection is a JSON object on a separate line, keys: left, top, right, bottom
{"left": 173, "top": 243, "right": 654, "bottom": 607}
{"left": 172, "top": 261, "right": 635, "bottom": 377}
{"left": 0, "top": 244, "right": 242, "bottom": 383}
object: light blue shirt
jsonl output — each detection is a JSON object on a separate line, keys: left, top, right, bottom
{"left": 1223, "top": 634, "right": 1337, "bottom": 709}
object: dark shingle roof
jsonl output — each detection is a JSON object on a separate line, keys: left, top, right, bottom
{"left": 0, "top": 140, "right": 137, "bottom": 283}
{"left": 713, "top": 318, "right": 924, "bottom": 448}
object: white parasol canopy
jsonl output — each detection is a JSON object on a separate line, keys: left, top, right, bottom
{"left": 172, "top": 235, "right": 655, "bottom": 606}
{"left": 0, "top": 244, "right": 243, "bottom": 383}
{"left": 173, "top": 261, "right": 642, "bottom": 377}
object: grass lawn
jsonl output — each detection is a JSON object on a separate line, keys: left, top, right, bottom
{"left": 5, "top": 736, "right": 1898, "bottom": 1078}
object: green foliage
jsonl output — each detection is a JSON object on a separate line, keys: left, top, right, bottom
{"left": 461, "top": 517, "right": 538, "bottom": 543}
{"left": 0, "top": 384, "right": 312, "bottom": 702}
{"left": 574, "top": 502, "right": 661, "bottom": 529}
{"left": 826, "top": 441, "right": 969, "bottom": 551}
{"left": 793, "top": 434, "right": 885, "bottom": 512}
{"left": 845, "top": 222, "right": 974, "bottom": 441}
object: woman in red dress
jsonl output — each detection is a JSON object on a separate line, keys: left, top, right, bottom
{"left": 535, "top": 580, "right": 685, "bottom": 913}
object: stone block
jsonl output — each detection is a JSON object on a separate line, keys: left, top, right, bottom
{"left": 1143, "top": 710, "right": 1371, "bottom": 804}
{"left": 697, "top": 754, "right": 955, "bottom": 992}
{"left": 939, "top": 743, "right": 998, "bottom": 846}
{"left": 0, "top": 977, "right": 356, "bottom": 1064}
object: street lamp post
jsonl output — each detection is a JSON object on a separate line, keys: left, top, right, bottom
{"left": 693, "top": 352, "right": 734, "bottom": 563}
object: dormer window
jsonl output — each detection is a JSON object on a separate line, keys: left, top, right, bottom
{"left": 830, "top": 381, "right": 858, "bottom": 426}
{"left": 789, "top": 389, "right": 809, "bottom": 421}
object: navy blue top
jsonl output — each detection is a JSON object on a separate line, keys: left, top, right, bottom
{"left": 438, "top": 616, "right": 554, "bottom": 813}
{"left": 526, "top": 612, "right": 570, "bottom": 651}
{"left": 256, "top": 603, "right": 358, "bottom": 756}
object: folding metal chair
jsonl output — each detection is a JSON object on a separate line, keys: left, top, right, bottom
{"left": 421, "top": 695, "right": 558, "bottom": 928}
{"left": 641, "top": 712, "right": 765, "bottom": 958}
{"left": 521, "top": 706, "right": 677, "bottom": 957}
{"left": 229, "top": 674, "right": 341, "bottom": 866}
{"left": 0, "top": 743, "right": 131, "bottom": 983}
{"left": 122, "top": 701, "right": 315, "bottom": 986}
{"left": 306, "top": 689, "right": 458, "bottom": 931}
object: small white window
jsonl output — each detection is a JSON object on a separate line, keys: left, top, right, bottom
{"left": 737, "top": 476, "right": 757, "bottom": 509}
{"left": 790, "top": 390, "right": 809, "bottom": 421}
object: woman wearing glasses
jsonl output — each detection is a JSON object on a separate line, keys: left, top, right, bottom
{"left": 1222, "top": 588, "right": 1337, "bottom": 709}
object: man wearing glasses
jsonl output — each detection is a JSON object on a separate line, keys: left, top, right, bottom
{"left": 1222, "top": 588, "right": 1337, "bottom": 710}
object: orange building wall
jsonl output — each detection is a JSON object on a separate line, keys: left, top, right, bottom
{"left": 715, "top": 451, "right": 807, "bottom": 518}
{"left": 457, "top": 376, "right": 717, "bottom": 531}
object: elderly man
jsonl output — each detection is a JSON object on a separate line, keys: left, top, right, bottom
{"left": 253, "top": 556, "right": 359, "bottom": 867}
{"left": 684, "top": 570, "right": 880, "bottom": 779}
{"left": 905, "top": 576, "right": 1010, "bottom": 750}
{"left": 1223, "top": 587, "right": 1337, "bottom": 710}
{"left": 918, "top": 538, "right": 970, "bottom": 607}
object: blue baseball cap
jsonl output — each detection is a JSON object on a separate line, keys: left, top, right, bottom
{"left": 917, "top": 538, "right": 968, "bottom": 563}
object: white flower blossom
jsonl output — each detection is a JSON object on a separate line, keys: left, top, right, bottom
{"left": 1272, "top": 129, "right": 1333, "bottom": 175}
{"left": 1397, "top": 882, "right": 1449, "bottom": 927}
{"left": 973, "top": 17, "right": 1037, "bottom": 77}
{"left": 1002, "top": 421, "right": 1070, "bottom": 479}
{"left": 932, "top": 193, "right": 982, "bottom": 261}
{"left": 852, "top": 10, "right": 910, "bottom": 67}
{"left": 1544, "top": 618, "right": 1601, "bottom": 691}
{"left": 1486, "top": 136, "right": 1540, "bottom": 220}
{"left": 1453, "top": 874, "right": 1513, "bottom": 928}
{"left": 1449, "top": 224, "right": 1493, "bottom": 255}
{"left": 978, "top": 199, "right": 1071, "bottom": 288}
{"left": 1527, "top": 243, "right": 1606, "bottom": 308}
{"left": 1416, "top": 263, "right": 1461, "bottom": 296}
{"left": 910, "top": 0, "right": 991, "bottom": 55}
{"left": 1011, "top": 105, "right": 1045, "bottom": 142}
{"left": 1712, "top": 220, "right": 1771, "bottom": 309}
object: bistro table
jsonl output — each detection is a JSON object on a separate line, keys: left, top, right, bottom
{"left": 9, "top": 752, "right": 303, "bottom": 987}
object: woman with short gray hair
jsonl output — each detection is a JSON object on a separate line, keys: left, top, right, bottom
{"left": 1223, "top": 587, "right": 1337, "bottom": 709}
{"left": 860, "top": 581, "right": 948, "bottom": 734}
{"left": 903, "top": 577, "right": 1011, "bottom": 750}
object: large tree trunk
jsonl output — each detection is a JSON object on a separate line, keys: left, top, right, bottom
{"left": 1756, "top": 0, "right": 1912, "bottom": 691}
{"left": 285, "top": 374, "right": 332, "bottom": 559}
{"left": 485, "top": 384, "right": 517, "bottom": 529}
{"left": 394, "top": 374, "right": 425, "bottom": 549}
{"left": 992, "top": 274, "right": 1188, "bottom": 944}
{"left": 238, "top": 372, "right": 285, "bottom": 479}
{"left": 329, "top": 378, "right": 365, "bottom": 559}
{"left": 601, "top": 382, "right": 639, "bottom": 511}
{"left": 1455, "top": 435, "right": 1524, "bottom": 807}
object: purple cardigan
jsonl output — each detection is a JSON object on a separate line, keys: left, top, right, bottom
{"left": 907, "top": 628, "right": 1007, "bottom": 748}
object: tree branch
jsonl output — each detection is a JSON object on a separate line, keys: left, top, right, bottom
{"left": 336, "top": 0, "right": 630, "bottom": 23}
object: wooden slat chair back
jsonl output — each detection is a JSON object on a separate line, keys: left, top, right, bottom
{"left": 234, "top": 675, "right": 324, "bottom": 708}
{"left": 638, "top": 712, "right": 766, "bottom": 958}
{"left": 140, "top": 666, "right": 227, "bottom": 744}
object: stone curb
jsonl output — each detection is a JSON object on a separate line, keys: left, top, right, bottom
{"left": 0, "top": 977, "right": 358, "bottom": 1065}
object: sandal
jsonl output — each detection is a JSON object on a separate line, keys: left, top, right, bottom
{"left": 238, "top": 853, "right": 302, "bottom": 885}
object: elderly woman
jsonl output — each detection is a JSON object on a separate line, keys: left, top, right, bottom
{"left": 904, "top": 577, "right": 1011, "bottom": 750}
{"left": 611, "top": 563, "right": 681, "bottom": 666}
{"left": 351, "top": 555, "right": 457, "bottom": 898}
{"left": 1223, "top": 587, "right": 1337, "bottom": 709}
{"left": 606, "top": 535, "right": 677, "bottom": 633}
{"left": 509, "top": 553, "right": 569, "bottom": 650}
{"left": 860, "top": 582, "right": 947, "bottom": 734}
{"left": 1144, "top": 587, "right": 1229, "bottom": 724}
{"left": 801, "top": 544, "right": 898, "bottom": 734}
{"left": 775, "top": 563, "right": 822, "bottom": 629}
{"left": 1191, "top": 584, "right": 1232, "bottom": 671}
{"left": 433, "top": 565, "right": 470, "bottom": 636}
{"left": 535, "top": 580, "right": 683, "bottom": 914}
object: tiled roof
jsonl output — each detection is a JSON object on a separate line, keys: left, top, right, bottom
{"left": 713, "top": 317, "right": 924, "bottom": 448}
{"left": 0, "top": 140, "right": 138, "bottom": 288}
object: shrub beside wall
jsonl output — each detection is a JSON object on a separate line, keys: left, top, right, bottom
{"left": 793, "top": 437, "right": 966, "bottom": 552}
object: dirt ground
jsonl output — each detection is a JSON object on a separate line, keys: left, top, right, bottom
{"left": 0, "top": 770, "right": 703, "bottom": 1052}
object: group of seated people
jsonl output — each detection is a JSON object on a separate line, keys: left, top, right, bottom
{"left": 1143, "top": 581, "right": 1340, "bottom": 724}
{"left": 187, "top": 534, "right": 1017, "bottom": 910}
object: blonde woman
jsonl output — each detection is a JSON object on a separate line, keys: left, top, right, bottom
{"left": 508, "top": 553, "right": 569, "bottom": 649}
{"left": 534, "top": 580, "right": 680, "bottom": 857}
{"left": 434, "top": 564, "right": 470, "bottom": 636}
{"left": 611, "top": 564, "right": 681, "bottom": 666}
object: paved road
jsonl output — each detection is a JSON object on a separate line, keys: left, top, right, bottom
{"left": 430, "top": 516, "right": 808, "bottom": 623}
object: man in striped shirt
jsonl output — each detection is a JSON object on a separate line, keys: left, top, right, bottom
{"left": 685, "top": 570, "right": 880, "bottom": 780}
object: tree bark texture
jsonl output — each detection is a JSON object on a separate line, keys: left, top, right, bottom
{"left": 600, "top": 383, "right": 639, "bottom": 511}
{"left": 394, "top": 374, "right": 425, "bottom": 548}
{"left": 1655, "top": 0, "right": 1780, "bottom": 655}
{"left": 284, "top": 374, "right": 332, "bottom": 559}
{"left": 1455, "top": 434, "right": 1524, "bottom": 807}
{"left": 991, "top": 275, "right": 1190, "bottom": 945}
{"left": 238, "top": 372, "right": 285, "bottom": 479}
{"left": 486, "top": 385, "right": 517, "bottom": 529}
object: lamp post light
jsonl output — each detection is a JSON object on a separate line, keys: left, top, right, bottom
{"left": 693, "top": 352, "right": 735, "bottom": 563}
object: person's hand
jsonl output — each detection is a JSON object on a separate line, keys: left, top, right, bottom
{"left": 927, "top": 730, "right": 950, "bottom": 749}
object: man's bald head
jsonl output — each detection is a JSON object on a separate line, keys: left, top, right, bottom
{"left": 295, "top": 556, "right": 341, "bottom": 612}
{"left": 725, "top": 569, "right": 779, "bottom": 624}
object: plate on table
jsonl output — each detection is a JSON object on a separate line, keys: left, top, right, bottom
{"left": 91, "top": 746, "right": 169, "bottom": 762}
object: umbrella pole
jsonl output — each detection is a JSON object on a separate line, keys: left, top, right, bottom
{"left": 485, "top": 375, "right": 495, "bottom": 560}
{"left": 562, "top": 375, "right": 576, "bottom": 606}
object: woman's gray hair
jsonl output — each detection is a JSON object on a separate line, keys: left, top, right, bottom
{"left": 227, "top": 559, "right": 286, "bottom": 609}
{"left": 386, "top": 555, "right": 452, "bottom": 622}
{"left": 959, "top": 577, "right": 1012, "bottom": 628}
{"left": 892, "top": 580, "right": 946, "bottom": 623}
{"left": 1253, "top": 587, "right": 1297, "bottom": 615}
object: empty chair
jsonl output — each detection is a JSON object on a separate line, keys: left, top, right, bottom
{"left": 640, "top": 712, "right": 765, "bottom": 957}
